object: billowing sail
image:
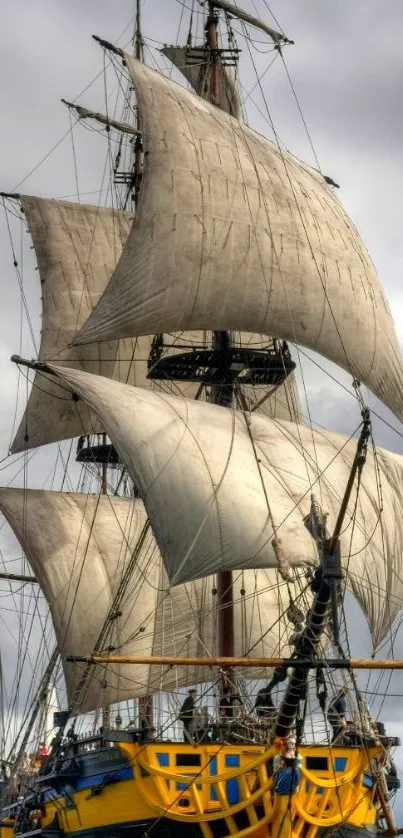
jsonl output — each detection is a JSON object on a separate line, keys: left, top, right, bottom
{"left": 160, "top": 50, "right": 302, "bottom": 422}
{"left": 0, "top": 489, "right": 300, "bottom": 712}
{"left": 73, "top": 58, "right": 403, "bottom": 423}
{"left": 161, "top": 46, "right": 242, "bottom": 119}
{"left": 49, "top": 366, "right": 403, "bottom": 647}
{"left": 11, "top": 196, "right": 301, "bottom": 452}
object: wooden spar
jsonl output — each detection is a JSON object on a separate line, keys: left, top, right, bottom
{"left": 216, "top": 571, "right": 235, "bottom": 664}
{"left": 134, "top": 0, "right": 143, "bottom": 61}
{"left": 375, "top": 785, "right": 398, "bottom": 836}
{"left": 326, "top": 407, "right": 371, "bottom": 643}
{"left": 208, "top": 0, "right": 293, "bottom": 45}
{"left": 132, "top": 0, "right": 143, "bottom": 205}
{"left": 92, "top": 35, "right": 123, "bottom": 58}
{"left": 0, "top": 571, "right": 37, "bottom": 583}
{"left": 67, "top": 654, "right": 403, "bottom": 670}
{"left": 61, "top": 100, "right": 137, "bottom": 136}
{"left": 328, "top": 406, "right": 371, "bottom": 553}
{"left": 207, "top": 2, "right": 220, "bottom": 106}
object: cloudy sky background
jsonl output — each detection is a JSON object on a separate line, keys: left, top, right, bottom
{"left": 0, "top": 0, "right": 403, "bottom": 811}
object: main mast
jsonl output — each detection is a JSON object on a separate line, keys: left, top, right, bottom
{"left": 132, "top": 0, "right": 154, "bottom": 735}
{"left": 205, "top": 3, "right": 236, "bottom": 674}
{"left": 147, "top": 3, "right": 296, "bottom": 678}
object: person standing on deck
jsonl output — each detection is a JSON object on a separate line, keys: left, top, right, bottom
{"left": 219, "top": 686, "right": 233, "bottom": 720}
{"left": 254, "top": 686, "right": 276, "bottom": 720}
{"left": 327, "top": 688, "right": 348, "bottom": 741}
{"left": 179, "top": 689, "right": 197, "bottom": 741}
{"left": 230, "top": 687, "right": 243, "bottom": 717}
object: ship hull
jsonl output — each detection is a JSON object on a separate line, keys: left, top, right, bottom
{"left": 25, "top": 820, "right": 380, "bottom": 838}
{"left": 4, "top": 738, "right": 382, "bottom": 838}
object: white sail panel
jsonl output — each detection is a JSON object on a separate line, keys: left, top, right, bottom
{"left": 159, "top": 52, "right": 301, "bottom": 425}
{"left": 0, "top": 490, "right": 159, "bottom": 711}
{"left": 49, "top": 366, "right": 403, "bottom": 647}
{"left": 11, "top": 197, "right": 300, "bottom": 452}
{"left": 73, "top": 58, "right": 403, "bottom": 423}
{"left": 11, "top": 197, "right": 142, "bottom": 452}
{"left": 0, "top": 489, "right": 298, "bottom": 710}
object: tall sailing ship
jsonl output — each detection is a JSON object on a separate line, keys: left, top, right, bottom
{"left": 0, "top": 3, "right": 402, "bottom": 838}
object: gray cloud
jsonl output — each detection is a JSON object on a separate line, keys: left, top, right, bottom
{"left": 0, "top": 0, "right": 402, "bottom": 804}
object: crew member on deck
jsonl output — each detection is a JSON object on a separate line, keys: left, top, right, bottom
{"left": 179, "top": 689, "right": 197, "bottom": 741}
{"left": 219, "top": 686, "right": 233, "bottom": 720}
{"left": 254, "top": 686, "right": 276, "bottom": 720}
{"left": 230, "top": 687, "right": 243, "bottom": 718}
{"left": 38, "top": 743, "right": 49, "bottom": 763}
{"left": 327, "top": 688, "right": 348, "bottom": 741}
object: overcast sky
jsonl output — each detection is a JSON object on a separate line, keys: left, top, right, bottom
{"left": 1, "top": 0, "right": 402, "bottom": 448}
{"left": 0, "top": 0, "right": 403, "bottom": 806}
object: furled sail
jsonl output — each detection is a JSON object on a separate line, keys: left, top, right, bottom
{"left": 11, "top": 196, "right": 301, "bottom": 452}
{"left": 0, "top": 489, "right": 298, "bottom": 712}
{"left": 161, "top": 46, "right": 242, "bottom": 119}
{"left": 49, "top": 366, "right": 403, "bottom": 647}
{"left": 73, "top": 58, "right": 403, "bottom": 423}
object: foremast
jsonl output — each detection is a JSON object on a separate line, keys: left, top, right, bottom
{"left": 170, "top": 3, "right": 295, "bottom": 680}
{"left": 76, "top": 0, "right": 148, "bottom": 731}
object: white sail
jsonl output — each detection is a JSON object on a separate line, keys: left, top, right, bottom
{"left": 11, "top": 197, "right": 301, "bottom": 453}
{"left": 0, "top": 489, "right": 299, "bottom": 712}
{"left": 48, "top": 365, "right": 403, "bottom": 647}
{"left": 160, "top": 48, "right": 302, "bottom": 422}
{"left": 11, "top": 197, "right": 144, "bottom": 453}
{"left": 72, "top": 58, "right": 403, "bottom": 423}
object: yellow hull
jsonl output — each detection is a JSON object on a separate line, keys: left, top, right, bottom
{"left": 0, "top": 821, "right": 14, "bottom": 838}
{"left": 15, "top": 740, "right": 380, "bottom": 838}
